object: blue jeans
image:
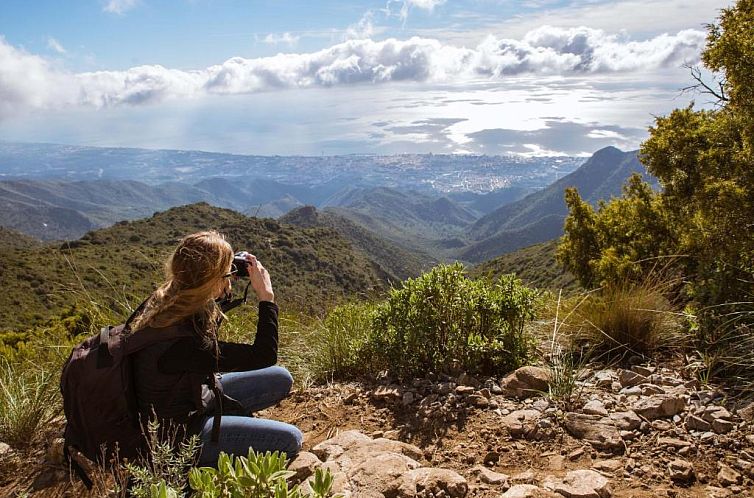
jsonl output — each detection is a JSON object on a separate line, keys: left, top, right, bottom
{"left": 197, "top": 366, "right": 302, "bottom": 466}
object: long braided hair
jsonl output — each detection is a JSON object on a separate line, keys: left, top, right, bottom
{"left": 130, "top": 231, "right": 234, "bottom": 345}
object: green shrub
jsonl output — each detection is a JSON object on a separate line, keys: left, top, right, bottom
{"left": 189, "top": 450, "right": 337, "bottom": 498}
{"left": 368, "top": 263, "right": 538, "bottom": 378}
{"left": 310, "top": 302, "right": 377, "bottom": 381}
{"left": 0, "top": 360, "right": 59, "bottom": 447}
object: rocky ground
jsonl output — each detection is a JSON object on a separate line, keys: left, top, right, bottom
{"left": 1, "top": 362, "right": 754, "bottom": 497}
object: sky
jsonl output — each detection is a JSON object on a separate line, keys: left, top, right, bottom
{"left": 0, "top": 0, "right": 733, "bottom": 156}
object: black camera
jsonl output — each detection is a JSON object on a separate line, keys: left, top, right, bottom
{"left": 232, "top": 251, "right": 252, "bottom": 278}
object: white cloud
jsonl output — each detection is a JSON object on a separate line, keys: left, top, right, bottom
{"left": 103, "top": 0, "right": 139, "bottom": 15}
{"left": 0, "top": 26, "right": 706, "bottom": 119}
{"left": 47, "top": 37, "right": 67, "bottom": 54}
{"left": 345, "top": 11, "right": 376, "bottom": 40}
{"left": 261, "top": 32, "right": 300, "bottom": 47}
{"left": 398, "top": 0, "right": 447, "bottom": 21}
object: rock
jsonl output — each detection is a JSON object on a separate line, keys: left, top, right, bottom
{"left": 583, "top": 400, "right": 608, "bottom": 417}
{"left": 737, "top": 401, "right": 754, "bottom": 422}
{"left": 568, "top": 448, "right": 586, "bottom": 461}
{"left": 288, "top": 451, "right": 322, "bottom": 482}
{"left": 564, "top": 413, "right": 624, "bottom": 452}
{"left": 473, "top": 465, "right": 509, "bottom": 486}
{"left": 511, "top": 470, "right": 537, "bottom": 485}
{"left": 608, "top": 411, "right": 641, "bottom": 431}
{"left": 480, "top": 388, "right": 492, "bottom": 399}
{"left": 702, "top": 406, "right": 732, "bottom": 422}
{"left": 483, "top": 451, "right": 500, "bottom": 465}
{"left": 642, "top": 385, "right": 666, "bottom": 395}
{"left": 373, "top": 385, "right": 402, "bottom": 402}
{"left": 396, "top": 468, "right": 468, "bottom": 498}
{"left": 468, "top": 394, "right": 489, "bottom": 408}
{"left": 503, "top": 484, "right": 560, "bottom": 498}
{"left": 592, "top": 460, "right": 623, "bottom": 474}
{"left": 667, "top": 459, "right": 695, "bottom": 483}
{"left": 0, "top": 441, "right": 13, "bottom": 458}
{"left": 705, "top": 486, "right": 733, "bottom": 498}
{"left": 717, "top": 465, "right": 742, "bottom": 487}
{"left": 658, "top": 437, "right": 691, "bottom": 449}
{"left": 651, "top": 419, "right": 673, "bottom": 432}
{"left": 618, "top": 369, "right": 647, "bottom": 388}
{"left": 457, "top": 373, "right": 481, "bottom": 388}
{"left": 593, "top": 371, "right": 614, "bottom": 389}
{"left": 632, "top": 365, "right": 655, "bottom": 377}
{"left": 312, "top": 430, "right": 372, "bottom": 460}
{"left": 685, "top": 414, "right": 712, "bottom": 431}
{"left": 632, "top": 394, "right": 686, "bottom": 420}
{"left": 543, "top": 469, "right": 611, "bottom": 498}
{"left": 348, "top": 452, "right": 421, "bottom": 495}
{"left": 502, "top": 410, "right": 542, "bottom": 439}
{"left": 712, "top": 418, "right": 734, "bottom": 434}
{"left": 402, "top": 391, "right": 415, "bottom": 405}
{"left": 456, "top": 385, "right": 475, "bottom": 395}
{"left": 45, "top": 438, "right": 65, "bottom": 465}
{"left": 500, "top": 366, "right": 550, "bottom": 399}
{"left": 337, "top": 438, "right": 424, "bottom": 468}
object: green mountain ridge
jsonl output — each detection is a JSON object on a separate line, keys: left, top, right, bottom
{"left": 0, "top": 203, "right": 385, "bottom": 330}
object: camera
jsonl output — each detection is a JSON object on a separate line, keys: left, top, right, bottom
{"left": 232, "top": 251, "right": 252, "bottom": 278}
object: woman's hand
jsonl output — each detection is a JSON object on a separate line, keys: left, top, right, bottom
{"left": 245, "top": 254, "right": 275, "bottom": 303}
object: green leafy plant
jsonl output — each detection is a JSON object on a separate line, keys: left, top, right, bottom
{"left": 368, "top": 263, "right": 539, "bottom": 378}
{"left": 188, "top": 450, "right": 337, "bottom": 498}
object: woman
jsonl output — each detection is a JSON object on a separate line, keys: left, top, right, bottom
{"left": 128, "top": 230, "right": 302, "bottom": 465}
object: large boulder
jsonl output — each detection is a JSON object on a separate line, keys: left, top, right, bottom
{"left": 500, "top": 366, "right": 550, "bottom": 398}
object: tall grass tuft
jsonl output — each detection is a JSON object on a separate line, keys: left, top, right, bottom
{"left": 0, "top": 360, "right": 60, "bottom": 448}
{"left": 560, "top": 276, "right": 681, "bottom": 363}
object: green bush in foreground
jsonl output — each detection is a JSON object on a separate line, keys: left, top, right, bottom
{"left": 367, "top": 263, "right": 539, "bottom": 378}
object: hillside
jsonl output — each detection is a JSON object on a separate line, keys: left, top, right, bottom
{"left": 281, "top": 206, "right": 436, "bottom": 281}
{"left": 460, "top": 147, "right": 652, "bottom": 262}
{"left": 0, "top": 203, "right": 386, "bottom": 330}
{"left": 469, "top": 239, "right": 578, "bottom": 292}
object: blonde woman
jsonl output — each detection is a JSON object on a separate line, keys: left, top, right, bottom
{"left": 129, "top": 231, "right": 302, "bottom": 465}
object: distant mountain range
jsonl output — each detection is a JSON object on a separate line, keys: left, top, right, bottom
{"left": 0, "top": 143, "right": 654, "bottom": 277}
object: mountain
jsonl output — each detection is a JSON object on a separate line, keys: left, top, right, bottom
{"left": 469, "top": 239, "right": 578, "bottom": 292}
{"left": 460, "top": 147, "right": 652, "bottom": 262}
{"left": 0, "top": 179, "right": 228, "bottom": 240}
{"left": 446, "top": 186, "right": 536, "bottom": 216}
{"left": 281, "top": 206, "right": 435, "bottom": 281}
{"left": 0, "top": 203, "right": 386, "bottom": 330}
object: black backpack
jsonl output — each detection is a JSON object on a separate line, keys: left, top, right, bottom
{"left": 59, "top": 301, "right": 195, "bottom": 486}
{"left": 60, "top": 288, "right": 249, "bottom": 487}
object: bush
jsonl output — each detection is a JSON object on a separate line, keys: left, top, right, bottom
{"left": 368, "top": 263, "right": 539, "bottom": 378}
{"left": 189, "top": 450, "right": 336, "bottom": 498}
{"left": 0, "top": 360, "right": 59, "bottom": 448}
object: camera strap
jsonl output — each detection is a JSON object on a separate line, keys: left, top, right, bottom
{"left": 217, "top": 282, "right": 251, "bottom": 313}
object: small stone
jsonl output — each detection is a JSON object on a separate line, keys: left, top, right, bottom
{"left": 480, "top": 388, "right": 492, "bottom": 399}
{"left": 642, "top": 385, "right": 666, "bottom": 395}
{"left": 456, "top": 385, "right": 475, "bottom": 395}
{"left": 658, "top": 437, "right": 691, "bottom": 449}
{"left": 500, "top": 366, "right": 550, "bottom": 399}
{"left": 396, "top": 467, "right": 468, "bottom": 498}
{"left": 619, "top": 386, "right": 643, "bottom": 396}
{"left": 667, "top": 459, "right": 695, "bottom": 483}
{"left": 569, "top": 448, "right": 586, "bottom": 461}
{"left": 457, "top": 372, "right": 481, "bottom": 387}
{"left": 547, "top": 455, "right": 566, "bottom": 471}
{"left": 712, "top": 418, "right": 734, "bottom": 434}
{"left": 618, "top": 369, "right": 648, "bottom": 388}
{"left": 608, "top": 411, "right": 641, "bottom": 431}
{"left": 373, "top": 385, "right": 402, "bottom": 402}
{"left": 511, "top": 469, "right": 537, "bottom": 485}
{"left": 0, "top": 441, "right": 13, "bottom": 457}
{"left": 685, "top": 414, "right": 712, "bottom": 431}
{"left": 652, "top": 420, "right": 673, "bottom": 432}
{"left": 717, "top": 465, "right": 742, "bottom": 487}
{"left": 468, "top": 394, "right": 490, "bottom": 408}
{"left": 543, "top": 469, "right": 612, "bottom": 498}
{"left": 592, "top": 459, "right": 623, "bottom": 474}
{"left": 502, "top": 410, "right": 542, "bottom": 439}
{"left": 473, "top": 465, "right": 509, "bottom": 485}
{"left": 632, "top": 394, "right": 686, "bottom": 420}
{"left": 583, "top": 400, "right": 608, "bottom": 417}
{"left": 287, "top": 452, "right": 322, "bottom": 482}
{"left": 402, "top": 391, "right": 415, "bottom": 405}
{"left": 632, "top": 365, "right": 656, "bottom": 377}
{"left": 483, "top": 451, "right": 500, "bottom": 465}
{"left": 737, "top": 401, "right": 754, "bottom": 422}
{"left": 594, "top": 371, "right": 614, "bottom": 389}
{"left": 702, "top": 406, "right": 732, "bottom": 422}
{"left": 564, "top": 413, "right": 624, "bottom": 452}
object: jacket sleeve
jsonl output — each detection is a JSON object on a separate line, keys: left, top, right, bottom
{"left": 158, "top": 301, "right": 279, "bottom": 374}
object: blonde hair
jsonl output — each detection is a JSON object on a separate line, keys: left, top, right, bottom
{"left": 130, "top": 231, "right": 234, "bottom": 338}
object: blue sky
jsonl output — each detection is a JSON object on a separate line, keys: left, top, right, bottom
{"left": 0, "top": 0, "right": 732, "bottom": 156}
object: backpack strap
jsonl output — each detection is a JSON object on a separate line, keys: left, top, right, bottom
{"left": 97, "top": 297, "right": 152, "bottom": 366}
